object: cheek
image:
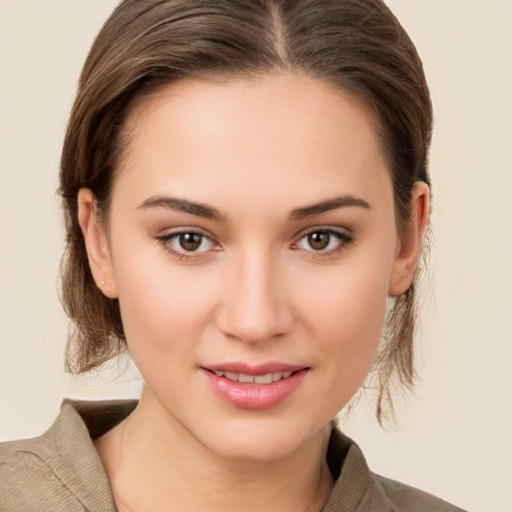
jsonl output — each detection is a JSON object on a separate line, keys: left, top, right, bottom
{"left": 297, "top": 261, "right": 392, "bottom": 385}
{"left": 112, "top": 246, "right": 220, "bottom": 356}
{"left": 302, "top": 260, "right": 390, "bottom": 336}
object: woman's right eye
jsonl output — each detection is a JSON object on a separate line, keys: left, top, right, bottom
{"left": 157, "top": 231, "right": 218, "bottom": 257}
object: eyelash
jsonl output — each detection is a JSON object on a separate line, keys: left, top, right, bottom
{"left": 292, "top": 228, "right": 354, "bottom": 257}
{"left": 156, "top": 230, "right": 219, "bottom": 260}
{"left": 155, "top": 227, "right": 353, "bottom": 260}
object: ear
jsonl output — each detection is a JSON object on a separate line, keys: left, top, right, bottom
{"left": 77, "top": 188, "right": 118, "bottom": 299}
{"left": 388, "top": 181, "right": 430, "bottom": 297}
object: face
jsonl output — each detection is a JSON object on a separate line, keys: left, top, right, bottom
{"left": 81, "top": 74, "right": 426, "bottom": 461}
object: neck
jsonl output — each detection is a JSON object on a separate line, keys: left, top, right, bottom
{"left": 95, "top": 386, "right": 335, "bottom": 512}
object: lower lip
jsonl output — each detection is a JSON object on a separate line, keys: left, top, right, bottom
{"left": 202, "top": 369, "right": 308, "bottom": 410}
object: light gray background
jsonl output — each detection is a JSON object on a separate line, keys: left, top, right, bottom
{"left": 1, "top": 1, "right": 511, "bottom": 511}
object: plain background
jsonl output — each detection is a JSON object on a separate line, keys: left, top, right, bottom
{"left": 0, "top": 1, "right": 511, "bottom": 511}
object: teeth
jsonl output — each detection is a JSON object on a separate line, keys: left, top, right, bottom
{"left": 254, "top": 373, "right": 273, "bottom": 384}
{"left": 224, "top": 372, "right": 238, "bottom": 381}
{"left": 213, "top": 370, "right": 295, "bottom": 384}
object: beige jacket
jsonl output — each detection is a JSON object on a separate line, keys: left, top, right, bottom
{"left": 0, "top": 400, "right": 467, "bottom": 511}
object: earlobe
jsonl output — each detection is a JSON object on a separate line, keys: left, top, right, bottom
{"left": 77, "top": 188, "right": 118, "bottom": 299}
{"left": 389, "top": 181, "right": 430, "bottom": 297}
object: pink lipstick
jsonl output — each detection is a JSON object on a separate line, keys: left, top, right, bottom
{"left": 201, "top": 363, "right": 308, "bottom": 409}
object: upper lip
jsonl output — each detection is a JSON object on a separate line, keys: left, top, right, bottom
{"left": 202, "top": 362, "right": 307, "bottom": 375}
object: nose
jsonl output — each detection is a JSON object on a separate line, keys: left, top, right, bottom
{"left": 216, "top": 249, "right": 294, "bottom": 344}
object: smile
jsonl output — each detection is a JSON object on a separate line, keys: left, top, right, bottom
{"left": 211, "top": 370, "right": 294, "bottom": 384}
{"left": 201, "top": 364, "right": 308, "bottom": 409}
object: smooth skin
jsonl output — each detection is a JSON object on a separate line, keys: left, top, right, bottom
{"left": 79, "top": 74, "right": 429, "bottom": 512}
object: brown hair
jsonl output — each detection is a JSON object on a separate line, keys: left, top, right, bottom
{"left": 59, "top": 0, "right": 433, "bottom": 423}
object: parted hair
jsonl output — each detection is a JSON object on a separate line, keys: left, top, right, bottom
{"left": 59, "top": 0, "right": 433, "bottom": 423}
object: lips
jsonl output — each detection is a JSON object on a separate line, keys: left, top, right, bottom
{"left": 212, "top": 370, "right": 294, "bottom": 384}
{"left": 201, "top": 363, "right": 308, "bottom": 409}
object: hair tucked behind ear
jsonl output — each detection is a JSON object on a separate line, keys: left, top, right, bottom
{"left": 59, "top": 0, "right": 432, "bottom": 424}
{"left": 60, "top": 201, "right": 125, "bottom": 373}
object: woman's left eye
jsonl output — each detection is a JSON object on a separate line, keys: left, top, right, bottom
{"left": 158, "top": 231, "right": 217, "bottom": 256}
{"left": 295, "top": 229, "right": 352, "bottom": 253}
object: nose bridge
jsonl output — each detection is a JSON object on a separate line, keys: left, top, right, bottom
{"left": 218, "top": 245, "right": 291, "bottom": 343}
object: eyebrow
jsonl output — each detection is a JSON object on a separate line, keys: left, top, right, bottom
{"left": 137, "top": 196, "right": 224, "bottom": 220}
{"left": 289, "top": 195, "right": 371, "bottom": 220}
{"left": 137, "top": 194, "right": 371, "bottom": 221}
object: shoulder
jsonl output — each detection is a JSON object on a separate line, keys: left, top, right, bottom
{"left": 324, "top": 428, "right": 468, "bottom": 512}
{"left": 371, "top": 474, "right": 467, "bottom": 512}
{"left": 0, "top": 435, "right": 85, "bottom": 511}
{"left": 0, "top": 400, "right": 129, "bottom": 512}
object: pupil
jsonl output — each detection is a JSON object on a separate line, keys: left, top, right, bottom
{"left": 179, "top": 233, "right": 202, "bottom": 251}
{"left": 308, "top": 232, "right": 329, "bottom": 250}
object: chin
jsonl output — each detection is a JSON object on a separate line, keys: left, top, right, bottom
{"left": 196, "top": 417, "right": 323, "bottom": 463}
{"left": 208, "top": 434, "right": 300, "bottom": 463}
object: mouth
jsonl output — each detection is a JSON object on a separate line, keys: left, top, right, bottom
{"left": 201, "top": 364, "right": 309, "bottom": 409}
{"left": 206, "top": 369, "right": 296, "bottom": 385}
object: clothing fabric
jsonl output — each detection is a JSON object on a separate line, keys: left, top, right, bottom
{"left": 0, "top": 400, "right": 467, "bottom": 511}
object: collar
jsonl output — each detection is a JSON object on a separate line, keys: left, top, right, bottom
{"left": 40, "top": 399, "right": 384, "bottom": 511}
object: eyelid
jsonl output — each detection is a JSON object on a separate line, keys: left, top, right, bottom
{"left": 156, "top": 226, "right": 212, "bottom": 239}
{"left": 291, "top": 226, "right": 354, "bottom": 254}
{"left": 155, "top": 227, "right": 221, "bottom": 258}
{"left": 293, "top": 225, "right": 353, "bottom": 242}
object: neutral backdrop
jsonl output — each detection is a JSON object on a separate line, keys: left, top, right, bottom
{"left": 1, "top": 1, "right": 511, "bottom": 511}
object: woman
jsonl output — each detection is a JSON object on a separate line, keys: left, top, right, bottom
{"left": 0, "top": 1, "right": 467, "bottom": 510}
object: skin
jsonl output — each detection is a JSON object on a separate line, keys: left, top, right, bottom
{"left": 79, "top": 74, "right": 429, "bottom": 512}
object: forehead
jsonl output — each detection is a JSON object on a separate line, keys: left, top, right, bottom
{"left": 114, "top": 73, "right": 392, "bottom": 217}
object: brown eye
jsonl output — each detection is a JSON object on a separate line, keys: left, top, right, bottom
{"left": 179, "top": 233, "right": 203, "bottom": 251}
{"left": 295, "top": 229, "right": 352, "bottom": 254}
{"left": 157, "top": 230, "right": 218, "bottom": 258}
{"left": 307, "top": 232, "right": 331, "bottom": 251}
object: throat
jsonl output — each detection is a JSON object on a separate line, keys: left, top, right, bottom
{"left": 96, "top": 388, "right": 334, "bottom": 512}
